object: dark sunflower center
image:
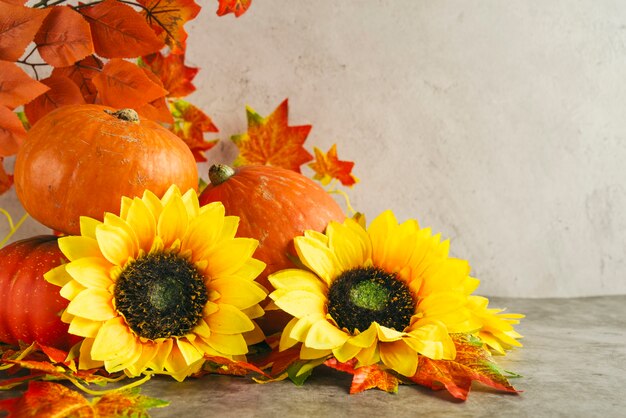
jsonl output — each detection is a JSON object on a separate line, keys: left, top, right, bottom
{"left": 327, "top": 267, "right": 415, "bottom": 334}
{"left": 114, "top": 252, "right": 208, "bottom": 340}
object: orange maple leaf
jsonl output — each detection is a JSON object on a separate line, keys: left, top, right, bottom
{"left": 0, "top": 2, "right": 50, "bottom": 61}
{"left": 0, "top": 157, "right": 14, "bottom": 195}
{"left": 34, "top": 5, "right": 94, "bottom": 68}
{"left": 170, "top": 99, "right": 219, "bottom": 161}
{"left": 138, "top": 0, "right": 201, "bottom": 55}
{"left": 141, "top": 52, "right": 198, "bottom": 98}
{"left": 409, "top": 334, "right": 519, "bottom": 400}
{"left": 217, "top": 0, "right": 252, "bottom": 17}
{"left": 23, "top": 74, "right": 85, "bottom": 125}
{"left": 324, "top": 358, "right": 400, "bottom": 394}
{"left": 309, "top": 144, "right": 358, "bottom": 187}
{"left": 232, "top": 99, "right": 313, "bottom": 172}
{"left": 92, "top": 58, "right": 168, "bottom": 109}
{"left": 80, "top": 0, "right": 164, "bottom": 58}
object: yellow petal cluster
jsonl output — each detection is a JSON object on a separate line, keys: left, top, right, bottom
{"left": 269, "top": 210, "right": 522, "bottom": 377}
{"left": 45, "top": 185, "right": 267, "bottom": 381}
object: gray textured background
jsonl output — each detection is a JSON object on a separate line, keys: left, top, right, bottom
{"left": 2, "top": 0, "right": 625, "bottom": 297}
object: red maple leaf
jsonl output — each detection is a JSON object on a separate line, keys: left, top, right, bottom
{"left": 23, "top": 74, "right": 85, "bottom": 125}
{"left": 0, "top": 61, "right": 49, "bottom": 110}
{"left": 324, "top": 358, "right": 400, "bottom": 394}
{"left": 0, "top": 157, "right": 14, "bottom": 195}
{"left": 142, "top": 52, "right": 198, "bottom": 98}
{"left": 308, "top": 144, "right": 358, "bottom": 187}
{"left": 217, "top": 0, "right": 252, "bottom": 17}
{"left": 51, "top": 55, "right": 103, "bottom": 104}
{"left": 138, "top": 0, "right": 201, "bottom": 55}
{"left": 232, "top": 99, "right": 314, "bottom": 172}
{"left": 0, "top": 106, "right": 26, "bottom": 158}
{"left": 169, "top": 99, "right": 219, "bottom": 161}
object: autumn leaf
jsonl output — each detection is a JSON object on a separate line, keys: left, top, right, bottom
{"left": 0, "top": 2, "right": 50, "bottom": 61}
{"left": 0, "top": 381, "right": 169, "bottom": 417}
{"left": 217, "top": 0, "right": 252, "bottom": 17}
{"left": 0, "top": 60, "right": 49, "bottom": 110}
{"left": 170, "top": 99, "right": 218, "bottom": 161}
{"left": 309, "top": 144, "right": 358, "bottom": 187}
{"left": 0, "top": 157, "right": 13, "bottom": 195}
{"left": 51, "top": 55, "right": 103, "bottom": 104}
{"left": 92, "top": 58, "right": 168, "bottom": 109}
{"left": 138, "top": 0, "right": 201, "bottom": 54}
{"left": 232, "top": 99, "right": 314, "bottom": 172}
{"left": 0, "top": 105, "right": 26, "bottom": 157}
{"left": 324, "top": 358, "right": 400, "bottom": 394}
{"left": 409, "top": 334, "right": 519, "bottom": 400}
{"left": 141, "top": 52, "right": 198, "bottom": 98}
{"left": 203, "top": 356, "right": 269, "bottom": 377}
{"left": 34, "top": 5, "right": 94, "bottom": 68}
{"left": 135, "top": 66, "right": 173, "bottom": 123}
{"left": 23, "top": 74, "right": 85, "bottom": 125}
{"left": 80, "top": 0, "right": 164, "bottom": 59}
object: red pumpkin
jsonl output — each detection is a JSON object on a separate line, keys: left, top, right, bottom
{"left": 14, "top": 104, "right": 198, "bottom": 235}
{"left": 0, "top": 236, "right": 78, "bottom": 350}
{"left": 199, "top": 164, "right": 345, "bottom": 334}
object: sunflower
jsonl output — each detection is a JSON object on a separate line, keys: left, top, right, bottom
{"left": 467, "top": 295, "right": 524, "bottom": 354}
{"left": 45, "top": 185, "right": 267, "bottom": 381}
{"left": 269, "top": 210, "right": 522, "bottom": 377}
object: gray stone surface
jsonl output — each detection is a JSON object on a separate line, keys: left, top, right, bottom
{"left": 1, "top": 296, "right": 625, "bottom": 417}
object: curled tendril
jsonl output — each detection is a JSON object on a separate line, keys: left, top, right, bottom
{"left": 0, "top": 208, "right": 29, "bottom": 248}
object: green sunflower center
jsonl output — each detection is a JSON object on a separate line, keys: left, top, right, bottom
{"left": 327, "top": 267, "right": 415, "bottom": 334}
{"left": 114, "top": 252, "right": 208, "bottom": 340}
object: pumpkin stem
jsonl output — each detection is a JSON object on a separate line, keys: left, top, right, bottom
{"left": 104, "top": 108, "right": 140, "bottom": 123}
{"left": 209, "top": 164, "right": 235, "bottom": 185}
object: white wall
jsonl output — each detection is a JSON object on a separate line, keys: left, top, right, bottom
{"left": 2, "top": 0, "right": 625, "bottom": 297}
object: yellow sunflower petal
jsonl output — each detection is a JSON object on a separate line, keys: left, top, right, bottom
{"left": 374, "top": 323, "right": 405, "bottom": 342}
{"left": 300, "top": 345, "right": 332, "bottom": 360}
{"left": 289, "top": 315, "right": 322, "bottom": 342}
{"left": 79, "top": 216, "right": 100, "bottom": 240}
{"left": 78, "top": 338, "right": 104, "bottom": 370}
{"left": 141, "top": 189, "right": 164, "bottom": 220}
{"left": 354, "top": 341, "right": 380, "bottom": 366}
{"left": 269, "top": 269, "right": 326, "bottom": 295}
{"left": 327, "top": 219, "right": 372, "bottom": 272}
{"left": 147, "top": 339, "right": 173, "bottom": 372}
{"left": 204, "top": 238, "right": 258, "bottom": 277}
{"left": 157, "top": 195, "right": 189, "bottom": 249}
{"left": 95, "top": 222, "right": 137, "bottom": 266}
{"left": 176, "top": 338, "right": 204, "bottom": 365}
{"left": 64, "top": 257, "right": 113, "bottom": 290}
{"left": 303, "top": 229, "right": 328, "bottom": 245}
{"left": 44, "top": 265, "right": 72, "bottom": 287}
{"left": 125, "top": 197, "right": 156, "bottom": 253}
{"left": 206, "top": 304, "right": 255, "bottom": 334}
{"left": 379, "top": 340, "right": 419, "bottom": 377}
{"left": 60, "top": 280, "right": 86, "bottom": 301}
{"left": 304, "top": 319, "right": 350, "bottom": 350}
{"left": 332, "top": 341, "right": 361, "bottom": 363}
{"left": 243, "top": 322, "right": 265, "bottom": 345}
{"left": 67, "top": 288, "right": 115, "bottom": 321}
{"left": 181, "top": 203, "right": 225, "bottom": 260}
{"left": 293, "top": 235, "right": 340, "bottom": 286}
{"left": 181, "top": 188, "right": 200, "bottom": 218}
{"left": 279, "top": 317, "right": 300, "bottom": 350}
{"left": 90, "top": 317, "right": 137, "bottom": 361}
{"left": 349, "top": 324, "right": 378, "bottom": 348}
{"left": 58, "top": 236, "right": 102, "bottom": 260}
{"left": 420, "top": 258, "right": 471, "bottom": 295}
{"left": 105, "top": 338, "right": 142, "bottom": 373}
{"left": 219, "top": 216, "right": 239, "bottom": 241}
{"left": 163, "top": 343, "right": 193, "bottom": 381}
{"left": 69, "top": 316, "right": 102, "bottom": 338}
{"left": 241, "top": 304, "right": 265, "bottom": 320}
{"left": 270, "top": 289, "right": 326, "bottom": 319}
{"left": 192, "top": 319, "right": 211, "bottom": 339}
{"left": 405, "top": 321, "right": 455, "bottom": 360}
{"left": 206, "top": 332, "right": 248, "bottom": 356}
{"left": 211, "top": 278, "right": 267, "bottom": 310}
{"left": 369, "top": 211, "right": 421, "bottom": 274}
{"left": 125, "top": 341, "right": 160, "bottom": 377}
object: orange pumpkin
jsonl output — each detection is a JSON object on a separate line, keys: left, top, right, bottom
{"left": 14, "top": 104, "right": 198, "bottom": 235}
{"left": 199, "top": 164, "right": 345, "bottom": 334}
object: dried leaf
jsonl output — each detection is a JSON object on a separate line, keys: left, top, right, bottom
{"left": 34, "top": 6, "right": 94, "bottom": 68}
{"left": 51, "top": 55, "right": 103, "bottom": 103}
{"left": 133, "top": 65, "right": 173, "bottom": 123}
{"left": 92, "top": 58, "right": 168, "bottom": 109}
{"left": 324, "top": 358, "right": 399, "bottom": 394}
{"left": 142, "top": 52, "right": 198, "bottom": 97}
{"left": 170, "top": 99, "right": 218, "bottom": 161}
{"left": 409, "top": 334, "right": 519, "bottom": 400}
{"left": 92, "top": 388, "right": 169, "bottom": 417}
{"left": 0, "top": 157, "right": 14, "bottom": 195}
{"left": 23, "top": 74, "right": 85, "bottom": 125}
{"left": 203, "top": 356, "right": 269, "bottom": 377}
{"left": 0, "top": 2, "right": 50, "bottom": 61}
{"left": 138, "top": 0, "right": 201, "bottom": 54}
{"left": 232, "top": 99, "right": 313, "bottom": 172}
{"left": 217, "top": 0, "right": 252, "bottom": 17}
{"left": 309, "top": 144, "right": 358, "bottom": 187}
{"left": 80, "top": 0, "right": 164, "bottom": 59}
{"left": 0, "top": 105, "right": 25, "bottom": 157}
{"left": 0, "top": 60, "right": 49, "bottom": 110}
{"left": 0, "top": 381, "right": 92, "bottom": 417}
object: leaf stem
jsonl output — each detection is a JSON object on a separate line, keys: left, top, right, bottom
{"left": 0, "top": 210, "right": 29, "bottom": 248}
{"left": 68, "top": 372, "right": 152, "bottom": 396}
